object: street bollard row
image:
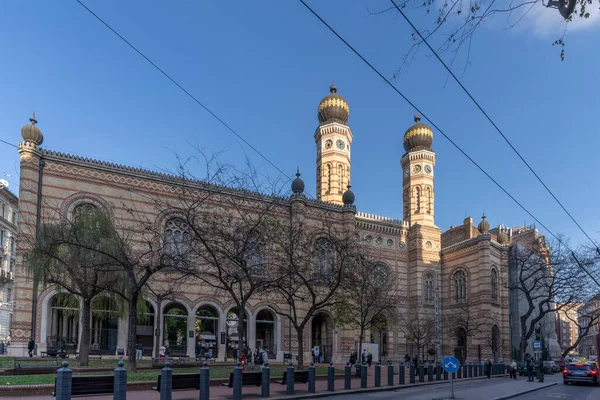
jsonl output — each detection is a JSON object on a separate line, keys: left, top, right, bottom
{"left": 54, "top": 358, "right": 509, "bottom": 400}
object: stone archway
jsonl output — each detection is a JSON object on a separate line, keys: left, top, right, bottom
{"left": 46, "top": 293, "right": 80, "bottom": 355}
{"left": 137, "top": 301, "right": 155, "bottom": 357}
{"left": 255, "top": 309, "right": 276, "bottom": 358}
{"left": 196, "top": 304, "right": 220, "bottom": 359}
{"left": 311, "top": 313, "right": 333, "bottom": 364}
{"left": 163, "top": 303, "right": 188, "bottom": 356}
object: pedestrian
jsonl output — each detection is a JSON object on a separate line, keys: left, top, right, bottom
{"left": 412, "top": 355, "right": 419, "bottom": 370}
{"left": 136, "top": 341, "right": 143, "bottom": 360}
{"left": 27, "top": 338, "right": 35, "bottom": 358}
{"left": 404, "top": 353, "right": 410, "bottom": 364}
{"left": 315, "top": 346, "right": 321, "bottom": 364}
{"left": 536, "top": 359, "right": 544, "bottom": 382}
{"left": 526, "top": 357, "right": 534, "bottom": 382}
{"left": 195, "top": 342, "right": 202, "bottom": 361}
{"left": 510, "top": 359, "right": 517, "bottom": 380}
{"left": 367, "top": 351, "right": 373, "bottom": 367}
{"left": 233, "top": 347, "right": 238, "bottom": 362}
{"left": 362, "top": 349, "right": 368, "bottom": 365}
{"left": 485, "top": 359, "right": 492, "bottom": 379}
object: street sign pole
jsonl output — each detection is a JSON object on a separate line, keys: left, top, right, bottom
{"left": 442, "top": 356, "right": 460, "bottom": 400}
{"left": 450, "top": 372, "right": 454, "bottom": 399}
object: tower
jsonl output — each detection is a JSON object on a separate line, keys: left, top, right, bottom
{"left": 401, "top": 114, "right": 435, "bottom": 226}
{"left": 9, "top": 114, "right": 44, "bottom": 356}
{"left": 315, "top": 84, "right": 353, "bottom": 204}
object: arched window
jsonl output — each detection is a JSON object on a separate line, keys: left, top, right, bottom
{"left": 326, "top": 164, "right": 331, "bottom": 193}
{"left": 316, "top": 166, "right": 321, "bottom": 198}
{"left": 452, "top": 270, "right": 467, "bottom": 303}
{"left": 414, "top": 187, "right": 421, "bottom": 213}
{"left": 245, "top": 234, "right": 264, "bottom": 276}
{"left": 491, "top": 268, "right": 499, "bottom": 302}
{"left": 164, "top": 218, "right": 190, "bottom": 262}
{"left": 491, "top": 325, "right": 500, "bottom": 362}
{"left": 424, "top": 272, "right": 434, "bottom": 304}
{"left": 72, "top": 202, "right": 97, "bottom": 221}
{"left": 455, "top": 327, "right": 467, "bottom": 363}
{"left": 337, "top": 164, "right": 343, "bottom": 193}
{"left": 403, "top": 188, "right": 409, "bottom": 219}
{"left": 314, "top": 237, "right": 334, "bottom": 282}
{"left": 426, "top": 187, "right": 432, "bottom": 214}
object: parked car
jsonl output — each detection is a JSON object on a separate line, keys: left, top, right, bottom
{"left": 563, "top": 363, "right": 600, "bottom": 386}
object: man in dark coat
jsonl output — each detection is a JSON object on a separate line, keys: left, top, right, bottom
{"left": 27, "top": 338, "right": 35, "bottom": 357}
{"left": 536, "top": 359, "right": 544, "bottom": 382}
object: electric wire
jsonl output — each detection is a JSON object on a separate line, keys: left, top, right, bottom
{"left": 389, "top": 0, "right": 599, "bottom": 255}
{"left": 298, "top": 0, "right": 600, "bottom": 287}
{"left": 75, "top": 0, "right": 296, "bottom": 186}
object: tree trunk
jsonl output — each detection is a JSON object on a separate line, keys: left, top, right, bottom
{"left": 519, "top": 337, "right": 528, "bottom": 362}
{"left": 78, "top": 298, "right": 92, "bottom": 367}
{"left": 154, "top": 298, "right": 162, "bottom": 358}
{"left": 296, "top": 328, "right": 304, "bottom": 368}
{"left": 358, "top": 331, "right": 364, "bottom": 365}
{"left": 237, "top": 307, "right": 245, "bottom": 359}
{"left": 127, "top": 293, "right": 139, "bottom": 372}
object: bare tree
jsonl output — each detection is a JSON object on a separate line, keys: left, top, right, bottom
{"left": 334, "top": 251, "right": 400, "bottom": 360}
{"left": 483, "top": 323, "right": 506, "bottom": 362}
{"left": 399, "top": 313, "right": 434, "bottom": 362}
{"left": 267, "top": 215, "right": 357, "bottom": 367}
{"left": 509, "top": 236, "right": 594, "bottom": 361}
{"left": 374, "top": 0, "right": 597, "bottom": 66}
{"left": 445, "top": 300, "right": 493, "bottom": 361}
{"left": 561, "top": 297, "right": 600, "bottom": 358}
{"left": 25, "top": 207, "right": 120, "bottom": 366}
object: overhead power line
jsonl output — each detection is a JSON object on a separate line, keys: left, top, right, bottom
{"left": 75, "top": 0, "right": 296, "bottom": 185}
{"left": 298, "top": 0, "right": 600, "bottom": 287}
{"left": 0, "top": 138, "right": 18, "bottom": 148}
{"left": 388, "top": 0, "right": 599, "bottom": 255}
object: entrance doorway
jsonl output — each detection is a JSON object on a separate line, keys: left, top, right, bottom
{"left": 255, "top": 309, "right": 276, "bottom": 358}
{"left": 311, "top": 313, "right": 332, "bottom": 364}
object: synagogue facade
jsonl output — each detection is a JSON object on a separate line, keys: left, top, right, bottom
{"left": 9, "top": 85, "right": 526, "bottom": 363}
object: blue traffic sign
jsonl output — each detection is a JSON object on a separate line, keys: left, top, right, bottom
{"left": 533, "top": 340, "right": 542, "bottom": 350}
{"left": 442, "top": 356, "right": 460, "bottom": 373}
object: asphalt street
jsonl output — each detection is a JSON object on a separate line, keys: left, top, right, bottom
{"left": 514, "top": 382, "right": 599, "bottom": 400}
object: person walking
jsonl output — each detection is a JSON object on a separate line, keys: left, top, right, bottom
{"left": 404, "top": 353, "right": 410, "bottom": 364}
{"left": 136, "top": 341, "right": 143, "bottom": 360}
{"left": 526, "top": 357, "right": 534, "bottom": 382}
{"left": 27, "top": 338, "right": 35, "bottom": 358}
{"left": 510, "top": 359, "right": 518, "bottom": 380}
{"left": 485, "top": 359, "right": 492, "bottom": 379}
{"left": 536, "top": 359, "right": 544, "bottom": 383}
{"left": 362, "top": 349, "right": 368, "bottom": 365}
{"left": 367, "top": 351, "right": 373, "bottom": 367}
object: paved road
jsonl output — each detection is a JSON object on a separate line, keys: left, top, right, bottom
{"left": 325, "top": 376, "right": 557, "bottom": 400}
{"left": 515, "top": 382, "right": 599, "bottom": 400}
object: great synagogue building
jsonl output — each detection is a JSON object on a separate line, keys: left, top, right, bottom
{"left": 10, "top": 85, "right": 523, "bottom": 363}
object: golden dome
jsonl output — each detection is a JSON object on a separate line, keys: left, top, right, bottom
{"left": 403, "top": 114, "right": 433, "bottom": 152}
{"left": 21, "top": 112, "right": 43, "bottom": 145}
{"left": 317, "top": 83, "right": 349, "bottom": 125}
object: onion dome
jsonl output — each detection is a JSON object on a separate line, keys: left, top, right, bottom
{"left": 291, "top": 168, "right": 305, "bottom": 195}
{"left": 21, "top": 112, "right": 43, "bottom": 145}
{"left": 497, "top": 229, "right": 509, "bottom": 244}
{"left": 478, "top": 213, "right": 490, "bottom": 234}
{"left": 317, "top": 83, "right": 349, "bottom": 125}
{"left": 403, "top": 114, "right": 433, "bottom": 152}
{"left": 342, "top": 184, "right": 355, "bottom": 206}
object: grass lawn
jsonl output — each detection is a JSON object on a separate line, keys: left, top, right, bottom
{"left": 0, "top": 363, "right": 340, "bottom": 386}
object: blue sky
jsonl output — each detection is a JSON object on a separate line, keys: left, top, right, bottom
{"left": 0, "top": 1, "right": 598, "bottom": 248}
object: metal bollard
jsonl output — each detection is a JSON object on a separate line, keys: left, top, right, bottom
{"left": 233, "top": 362, "right": 243, "bottom": 400}
{"left": 345, "top": 363, "right": 352, "bottom": 390}
{"left": 444, "top": 368, "right": 448, "bottom": 380}
{"left": 55, "top": 361, "right": 72, "bottom": 400}
{"left": 286, "top": 363, "right": 295, "bottom": 395}
{"left": 474, "top": 363, "right": 478, "bottom": 377}
{"left": 355, "top": 364, "right": 361, "bottom": 377}
{"left": 361, "top": 364, "right": 368, "bottom": 388}
{"left": 457, "top": 365, "right": 462, "bottom": 379}
{"left": 375, "top": 362, "right": 381, "bottom": 387}
{"left": 399, "top": 363, "right": 405, "bottom": 385}
{"left": 436, "top": 363, "right": 442, "bottom": 381}
{"left": 419, "top": 365, "right": 425, "bottom": 383}
{"left": 427, "top": 363, "right": 433, "bottom": 382}
{"left": 113, "top": 360, "right": 127, "bottom": 400}
{"left": 308, "top": 363, "right": 316, "bottom": 393}
{"left": 260, "top": 361, "right": 270, "bottom": 398}
{"left": 469, "top": 363, "right": 473, "bottom": 378}
{"left": 463, "top": 364, "right": 468, "bottom": 379}
{"left": 387, "top": 362, "right": 394, "bottom": 386}
{"left": 200, "top": 361, "right": 210, "bottom": 400}
{"left": 479, "top": 363, "right": 483, "bottom": 377}
{"left": 160, "top": 362, "right": 173, "bottom": 400}
{"left": 327, "top": 362, "right": 335, "bottom": 391}
{"left": 409, "top": 363, "right": 415, "bottom": 384}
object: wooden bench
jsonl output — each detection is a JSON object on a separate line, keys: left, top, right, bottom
{"left": 223, "top": 371, "right": 263, "bottom": 387}
{"left": 52, "top": 375, "right": 114, "bottom": 397}
{"left": 151, "top": 373, "right": 200, "bottom": 392}
{"left": 278, "top": 370, "right": 309, "bottom": 385}
{"left": 14, "top": 358, "right": 59, "bottom": 375}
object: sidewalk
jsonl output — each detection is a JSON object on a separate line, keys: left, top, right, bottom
{"left": 1, "top": 371, "right": 559, "bottom": 400}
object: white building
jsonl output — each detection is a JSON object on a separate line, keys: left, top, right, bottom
{"left": 0, "top": 185, "right": 18, "bottom": 343}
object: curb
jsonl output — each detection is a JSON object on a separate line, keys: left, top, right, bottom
{"left": 269, "top": 375, "right": 510, "bottom": 400}
{"left": 492, "top": 382, "right": 557, "bottom": 400}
